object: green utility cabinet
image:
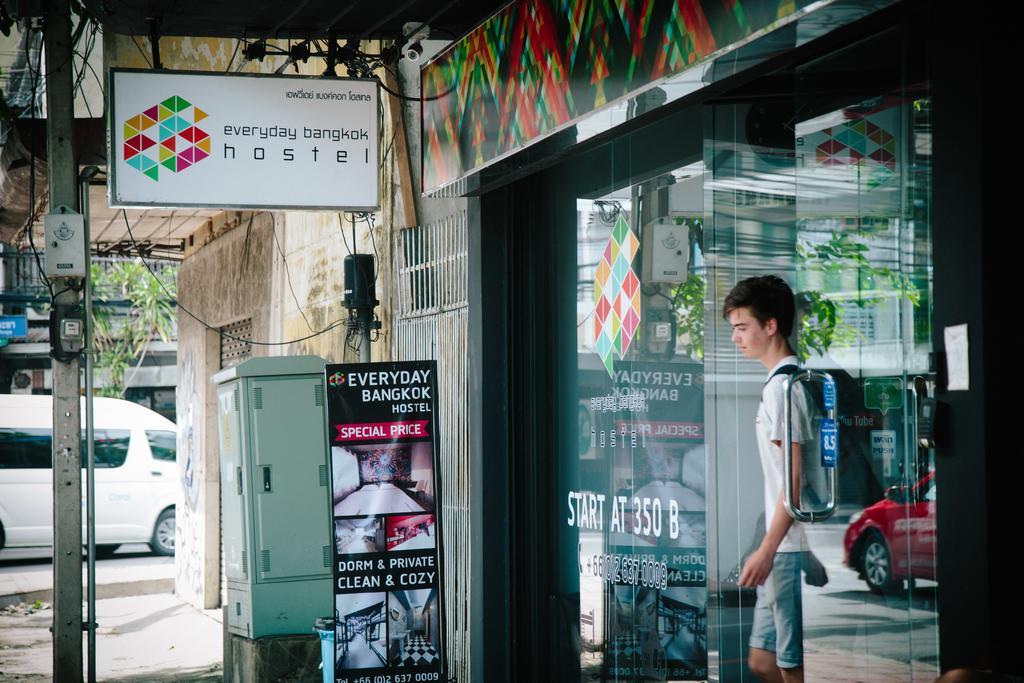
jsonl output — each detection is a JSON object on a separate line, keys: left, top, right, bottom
{"left": 213, "top": 356, "right": 332, "bottom": 638}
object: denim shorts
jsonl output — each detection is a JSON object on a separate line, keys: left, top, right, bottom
{"left": 749, "top": 551, "right": 803, "bottom": 669}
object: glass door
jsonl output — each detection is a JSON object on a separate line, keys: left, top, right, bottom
{"left": 555, "top": 25, "right": 936, "bottom": 683}
{"left": 703, "top": 41, "right": 939, "bottom": 683}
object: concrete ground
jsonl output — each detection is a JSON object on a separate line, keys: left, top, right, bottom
{"left": 0, "top": 546, "right": 223, "bottom": 681}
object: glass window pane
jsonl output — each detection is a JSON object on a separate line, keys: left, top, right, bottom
{"left": 0, "top": 428, "right": 52, "bottom": 469}
{"left": 146, "top": 430, "right": 177, "bottom": 462}
{"left": 90, "top": 429, "right": 130, "bottom": 468}
{"left": 569, "top": 152, "right": 709, "bottom": 681}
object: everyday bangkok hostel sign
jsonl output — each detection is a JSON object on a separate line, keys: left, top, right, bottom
{"left": 325, "top": 361, "right": 446, "bottom": 682}
{"left": 108, "top": 69, "right": 379, "bottom": 210}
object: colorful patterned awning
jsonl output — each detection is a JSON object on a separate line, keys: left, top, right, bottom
{"left": 421, "top": 0, "right": 816, "bottom": 193}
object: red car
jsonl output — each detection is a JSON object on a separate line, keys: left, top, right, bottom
{"left": 843, "top": 472, "right": 937, "bottom": 593}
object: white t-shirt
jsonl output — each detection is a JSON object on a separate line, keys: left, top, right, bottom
{"left": 755, "top": 355, "right": 815, "bottom": 553}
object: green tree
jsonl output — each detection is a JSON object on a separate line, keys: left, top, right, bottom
{"left": 671, "top": 273, "right": 706, "bottom": 360}
{"left": 91, "top": 260, "right": 177, "bottom": 398}
{"left": 796, "top": 231, "right": 919, "bottom": 362}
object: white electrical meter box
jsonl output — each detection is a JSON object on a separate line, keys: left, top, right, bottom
{"left": 213, "top": 355, "right": 333, "bottom": 639}
{"left": 43, "top": 208, "right": 86, "bottom": 278}
{"left": 642, "top": 217, "right": 690, "bottom": 284}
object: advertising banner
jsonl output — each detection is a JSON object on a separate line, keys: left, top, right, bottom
{"left": 573, "top": 360, "right": 707, "bottom": 681}
{"left": 108, "top": 69, "right": 379, "bottom": 210}
{"left": 325, "top": 361, "right": 445, "bottom": 683}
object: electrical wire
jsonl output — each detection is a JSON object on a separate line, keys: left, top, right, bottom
{"left": 376, "top": 74, "right": 453, "bottom": 102}
{"left": 23, "top": 28, "right": 53, "bottom": 296}
{"left": 361, "top": 212, "right": 380, "bottom": 286}
{"left": 227, "top": 36, "right": 455, "bottom": 102}
{"left": 269, "top": 212, "right": 315, "bottom": 333}
{"left": 71, "top": 22, "right": 99, "bottom": 116}
{"left": 337, "top": 213, "right": 354, "bottom": 256}
{"left": 122, "top": 210, "right": 347, "bottom": 346}
{"left": 225, "top": 39, "right": 242, "bottom": 72}
{"left": 130, "top": 35, "right": 153, "bottom": 67}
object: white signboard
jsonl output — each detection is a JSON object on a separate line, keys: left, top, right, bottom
{"left": 944, "top": 323, "right": 969, "bottom": 391}
{"left": 871, "top": 429, "right": 897, "bottom": 478}
{"left": 108, "top": 69, "right": 379, "bottom": 210}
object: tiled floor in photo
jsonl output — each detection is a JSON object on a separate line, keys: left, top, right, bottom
{"left": 337, "top": 535, "right": 379, "bottom": 554}
{"left": 607, "top": 634, "right": 642, "bottom": 660}
{"left": 399, "top": 635, "right": 438, "bottom": 666}
{"left": 338, "top": 635, "right": 387, "bottom": 669}
{"left": 390, "top": 529, "right": 434, "bottom": 552}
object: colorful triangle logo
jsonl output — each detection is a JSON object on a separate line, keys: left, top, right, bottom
{"left": 124, "top": 95, "right": 211, "bottom": 181}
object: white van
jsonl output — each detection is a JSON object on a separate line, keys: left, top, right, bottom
{"left": 0, "top": 395, "right": 177, "bottom": 556}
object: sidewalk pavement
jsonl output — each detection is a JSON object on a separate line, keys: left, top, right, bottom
{"left": 0, "top": 554, "right": 223, "bottom": 681}
{"left": 0, "top": 552, "right": 174, "bottom": 608}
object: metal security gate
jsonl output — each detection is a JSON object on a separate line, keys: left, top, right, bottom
{"left": 393, "top": 212, "right": 471, "bottom": 683}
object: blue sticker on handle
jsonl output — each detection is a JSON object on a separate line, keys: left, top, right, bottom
{"left": 823, "top": 378, "right": 836, "bottom": 411}
{"left": 821, "top": 418, "right": 838, "bottom": 467}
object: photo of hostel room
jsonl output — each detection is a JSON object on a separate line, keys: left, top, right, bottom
{"left": 332, "top": 443, "right": 435, "bottom": 516}
{"left": 335, "top": 516, "right": 387, "bottom": 555}
{"left": 388, "top": 589, "right": 440, "bottom": 667}
{"left": 659, "top": 588, "right": 707, "bottom": 675}
{"left": 386, "top": 514, "right": 436, "bottom": 552}
{"left": 335, "top": 593, "right": 388, "bottom": 669}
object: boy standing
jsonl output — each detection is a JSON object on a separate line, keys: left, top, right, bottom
{"left": 724, "top": 275, "right": 814, "bottom": 683}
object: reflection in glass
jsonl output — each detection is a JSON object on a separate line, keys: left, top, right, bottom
{"left": 570, "top": 162, "right": 709, "bottom": 681}
{"left": 705, "top": 79, "right": 937, "bottom": 680}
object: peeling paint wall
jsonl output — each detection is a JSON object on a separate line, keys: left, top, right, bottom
{"left": 176, "top": 213, "right": 273, "bottom": 609}
{"left": 269, "top": 206, "right": 395, "bottom": 363}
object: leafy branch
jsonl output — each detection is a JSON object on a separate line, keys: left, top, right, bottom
{"left": 91, "top": 261, "right": 177, "bottom": 398}
{"left": 671, "top": 273, "right": 706, "bottom": 359}
{"left": 797, "top": 232, "right": 919, "bottom": 305}
{"left": 796, "top": 231, "right": 920, "bottom": 361}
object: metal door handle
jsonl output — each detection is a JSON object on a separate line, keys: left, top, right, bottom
{"left": 236, "top": 466, "right": 243, "bottom": 495}
{"left": 909, "top": 381, "right": 919, "bottom": 460}
{"left": 784, "top": 369, "right": 839, "bottom": 523}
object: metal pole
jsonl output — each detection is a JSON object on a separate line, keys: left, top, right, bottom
{"left": 45, "top": 1, "right": 83, "bottom": 679}
{"left": 352, "top": 215, "right": 372, "bottom": 363}
{"left": 359, "top": 327, "right": 371, "bottom": 363}
{"left": 81, "top": 170, "right": 99, "bottom": 683}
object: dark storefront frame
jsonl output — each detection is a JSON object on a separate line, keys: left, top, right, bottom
{"left": 462, "top": 1, "right": 1022, "bottom": 680}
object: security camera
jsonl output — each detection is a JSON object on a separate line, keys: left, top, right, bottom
{"left": 401, "top": 22, "right": 430, "bottom": 63}
{"left": 403, "top": 41, "right": 423, "bottom": 63}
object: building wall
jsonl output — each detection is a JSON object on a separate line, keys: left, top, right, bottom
{"left": 270, "top": 200, "right": 394, "bottom": 364}
{"left": 174, "top": 206, "right": 401, "bottom": 609}
{"left": 176, "top": 213, "right": 273, "bottom": 607}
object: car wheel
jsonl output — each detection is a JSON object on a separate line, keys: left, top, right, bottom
{"left": 861, "top": 531, "right": 897, "bottom": 594}
{"left": 150, "top": 508, "right": 175, "bottom": 556}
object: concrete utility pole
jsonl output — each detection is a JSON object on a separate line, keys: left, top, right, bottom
{"left": 45, "top": 0, "right": 84, "bottom": 679}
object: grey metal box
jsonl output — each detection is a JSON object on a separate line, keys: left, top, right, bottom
{"left": 214, "top": 356, "right": 332, "bottom": 638}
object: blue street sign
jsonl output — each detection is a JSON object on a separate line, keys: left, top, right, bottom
{"left": 822, "top": 377, "right": 836, "bottom": 411}
{"left": 0, "top": 315, "right": 27, "bottom": 339}
{"left": 820, "top": 418, "right": 838, "bottom": 467}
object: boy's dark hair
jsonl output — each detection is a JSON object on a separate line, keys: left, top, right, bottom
{"left": 722, "top": 275, "right": 795, "bottom": 337}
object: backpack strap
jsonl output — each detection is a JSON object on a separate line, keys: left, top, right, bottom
{"left": 766, "top": 363, "right": 799, "bottom": 386}
{"left": 761, "top": 363, "right": 800, "bottom": 417}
